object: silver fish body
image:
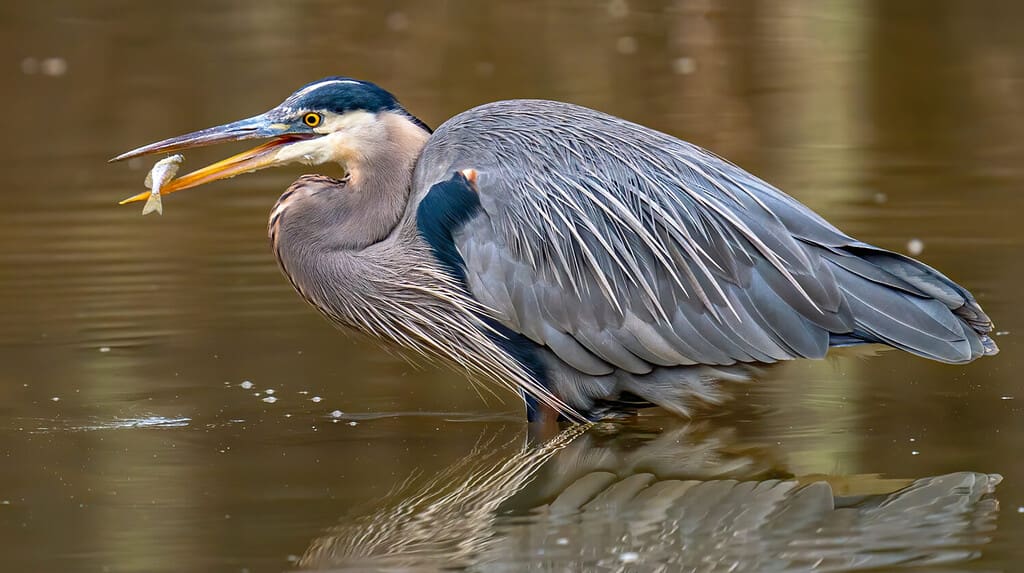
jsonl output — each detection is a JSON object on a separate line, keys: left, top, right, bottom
{"left": 142, "top": 154, "right": 184, "bottom": 215}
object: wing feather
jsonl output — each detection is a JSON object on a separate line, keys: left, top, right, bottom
{"left": 412, "top": 99, "right": 994, "bottom": 378}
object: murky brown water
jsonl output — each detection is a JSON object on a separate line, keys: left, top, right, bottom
{"left": 2, "top": 1, "right": 1023, "bottom": 571}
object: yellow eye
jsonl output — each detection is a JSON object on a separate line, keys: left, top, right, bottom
{"left": 303, "top": 112, "right": 322, "bottom": 127}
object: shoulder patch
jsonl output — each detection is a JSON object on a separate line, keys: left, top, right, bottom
{"left": 416, "top": 171, "right": 482, "bottom": 283}
{"left": 416, "top": 171, "right": 555, "bottom": 413}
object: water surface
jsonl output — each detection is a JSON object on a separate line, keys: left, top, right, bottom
{"left": 1, "top": 1, "right": 1022, "bottom": 571}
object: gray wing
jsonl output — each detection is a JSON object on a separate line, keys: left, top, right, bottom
{"left": 414, "top": 100, "right": 993, "bottom": 374}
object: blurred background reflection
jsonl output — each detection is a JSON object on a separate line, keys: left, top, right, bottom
{"left": 0, "top": 1, "right": 1021, "bottom": 571}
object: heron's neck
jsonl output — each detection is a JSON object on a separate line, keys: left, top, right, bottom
{"left": 270, "top": 111, "right": 435, "bottom": 318}
{"left": 328, "top": 113, "right": 430, "bottom": 248}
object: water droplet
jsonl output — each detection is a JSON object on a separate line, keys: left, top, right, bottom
{"left": 672, "top": 57, "right": 696, "bottom": 75}
{"left": 386, "top": 11, "right": 409, "bottom": 31}
{"left": 607, "top": 0, "right": 629, "bottom": 18}
{"left": 40, "top": 57, "right": 67, "bottom": 77}
{"left": 21, "top": 57, "right": 38, "bottom": 75}
{"left": 475, "top": 62, "right": 495, "bottom": 77}
{"left": 906, "top": 238, "right": 924, "bottom": 256}
{"left": 911, "top": 450, "right": 920, "bottom": 455}
{"left": 330, "top": 410, "right": 343, "bottom": 418}
{"left": 348, "top": 421, "right": 358, "bottom": 426}
{"left": 619, "top": 552, "right": 639, "bottom": 563}
{"left": 98, "top": 346, "right": 110, "bottom": 353}
{"left": 616, "top": 36, "right": 637, "bottom": 55}
{"left": 264, "top": 389, "right": 275, "bottom": 395}
{"left": 261, "top": 396, "right": 277, "bottom": 404}
{"left": 239, "top": 380, "right": 253, "bottom": 390}
{"left": 51, "top": 396, "right": 60, "bottom": 402}
{"left": 311, "top": 396, "right": 322, "bottom": 403}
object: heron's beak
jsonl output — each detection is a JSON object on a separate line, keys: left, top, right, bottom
{"left": 111, "top": 114, "right": 309, "bottom": 204}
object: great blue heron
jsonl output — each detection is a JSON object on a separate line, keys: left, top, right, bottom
{"left": 113, "top": 77, "right": 997, "bottom": 421}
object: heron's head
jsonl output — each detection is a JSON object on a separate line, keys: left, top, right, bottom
{"left": 112, "top": 77, "right": 431, "bottom": 204}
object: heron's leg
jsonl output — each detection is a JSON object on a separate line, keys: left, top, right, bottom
{"left": 528, "top": 403, "right": 563, "bottom": 440}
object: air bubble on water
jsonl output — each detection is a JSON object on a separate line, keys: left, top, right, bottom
{"left": 330, "top": 410, "right": 343, "bottom": 418}
{"left": 672, "top": 57, "right": 696, "bottom": 75}
{"left": 386, "top": 12, "right": 409, "bottom": 31}
{"left": 311, "top": 396, "right": 322, "bottom": 403}
{"left": 264, "top": 389, "right": 275, "bottom": 395}
{"left": 555, "top": 537, "right": 569, "bottom": 546}
{"left": 98, "top": 346, "right": 110, "bottom": 353}
{"left": 1001, "top": 396, "right": 1014, "bottom": 400}
{"left": 996, "top": 330, "right": 1010, "bottom": 336}
{"left": 607, "top": 0, "right": 629, "bottom": 18}
{"left": 40, "top": 57, "right": 67, "bottom": 77}
{"left": 911, "top": 450, "right": 920, "bottom": 456}
{"left": 475, "top": 62, "right": 495, "bottom": 77}
{"left": 298, "top": 390, "right": 309, "bottom": 395}
{"left": 239, "top": 380, "right": 254, "bottom": 390}
{"left": 619, "top": 552, "right": 639, "bottom": 563}
{"left": 51, "top": 396, "right": 60, "bottom": 402}
{"left": 262, "top": 396, "right": 277, "bottom": 404}
{"left": 1017, "top": 506, "right": 1024, "bottom": 513}
{"left": 616, "top": 36, "right": 637, "bottom": 55}
{"left": 21, "top": 57, "right": 38, "bottom": 75}
{"left": 348, "top": 421, "right": 358, "bottom": 426}
{"left": 907, "top": 238, "right": 924, "bottom": 256}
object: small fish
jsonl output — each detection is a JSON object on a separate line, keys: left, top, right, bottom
{"left": 142, "top": 154, "right": 184, "bottom": 215}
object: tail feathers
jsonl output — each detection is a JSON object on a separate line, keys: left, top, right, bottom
{"left": 822, "top": 245, "right": 998, "bottom": 364}
{"left": 850, "top": 246, "right": 994, "bottom": 335}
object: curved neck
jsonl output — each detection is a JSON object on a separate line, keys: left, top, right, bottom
{"left": 270, "top": 111, "right": 434, "bottom": 317}
{"left": 330, "top": 112, "right": 430, "bottom": 249}
{"left": 269, "top": 111, "right": 433, "bottom": 323}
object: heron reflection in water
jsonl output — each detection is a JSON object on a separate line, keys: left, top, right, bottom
{"left": 295, "top": 420, "right": 1001, "bottom": 571}
{"left": 114, "top": 78, "right": 997, "bottom": 421}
